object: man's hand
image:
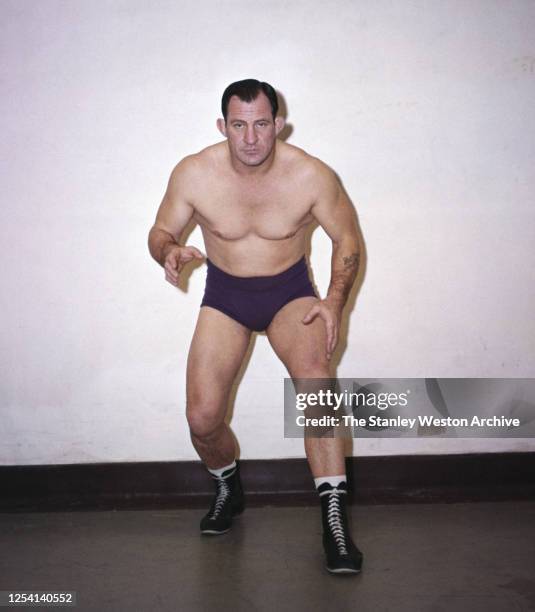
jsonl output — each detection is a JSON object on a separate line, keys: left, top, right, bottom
{"left": 302, "top": 298, "right": 343, "bottom": 361}
{"left": 163, "top": 245, "right": 205, "bottom": 287}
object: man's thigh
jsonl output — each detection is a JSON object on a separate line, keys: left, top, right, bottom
{"left": 187, "top": 306, "right": 252, "bottom": 407}
{"left": 266, "top": 296, "right": 331, "bottom": 377}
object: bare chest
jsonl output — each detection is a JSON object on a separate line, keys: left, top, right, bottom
{"left": 192, "top": 180, "right": 314, "bottom": 241}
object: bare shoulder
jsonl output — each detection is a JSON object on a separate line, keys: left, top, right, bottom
{"left": 166, "top": 143, "right": 225, "bottom": 198}
{"left": 278, "top": 141, "right": 338, "bottom": 188}
{"left": 279, "top": 144, "right": 351, "bottom": 216}
{"left": 169, "top": 145, "right": 213, "bottom": 180}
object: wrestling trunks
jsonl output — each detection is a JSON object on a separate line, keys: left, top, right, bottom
{"left": 200, "top": 256, "right": 318, "bottom": 331}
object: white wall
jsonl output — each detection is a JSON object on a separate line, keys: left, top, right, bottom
{"left": 1, "top": 0, "right": 534, "bottom": 465}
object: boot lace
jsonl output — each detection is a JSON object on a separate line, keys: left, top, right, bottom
{"left": 210, "top": 476, "right": 231, "bottom": 518}
{"left": 327, "top": 490, "right": 348, "bottom": 555}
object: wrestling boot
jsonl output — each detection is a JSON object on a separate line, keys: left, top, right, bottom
{"left": 319, "top": 482, "right": 363, "bottom": 574}
{"left": 200, "top": 461, "right": 245, "bottom": 535}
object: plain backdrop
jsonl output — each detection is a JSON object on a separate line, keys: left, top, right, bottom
{"left": 1, "top": 0, "right": 534, "bottom": 464}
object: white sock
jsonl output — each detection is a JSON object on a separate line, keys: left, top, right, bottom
{"left": 314, "top": 475, "right": 346, "bottom": 489}
{"left": 207, "top": 460, "right": 237, "bottom": 478}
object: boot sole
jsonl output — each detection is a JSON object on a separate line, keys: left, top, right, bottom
{"left": 200, "top": 528, "right": 231, "bottom": 536}
{"left": 326, "top": 566, "right": 361, "bottom": 575}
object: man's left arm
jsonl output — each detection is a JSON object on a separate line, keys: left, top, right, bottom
{"left": 302, "top": 162, "right": 362, "bottom": 360}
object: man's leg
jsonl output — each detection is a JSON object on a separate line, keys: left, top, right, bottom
{"left": 186, "top": 306, "right": 251, "bottom": 467}
{"left": 267, "top": 296, "right": 363, "bottom": 573}
{"left": 186, "top": 306, "right": 252, "bottom": 534}
{"left": 266, "top": 297, "right": 343, "bottom": 476}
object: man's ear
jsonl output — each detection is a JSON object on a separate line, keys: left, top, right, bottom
{"left": 274, "top": 116, "right": 286, "bottom": 135}
{"left": 216, "top": 118, "right": 227, "bottom": 137}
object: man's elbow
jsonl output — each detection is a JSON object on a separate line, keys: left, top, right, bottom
{"left": 148, "top": 225, "right": 174, "bottom": 244}
{"left": 333, "top": 232, "right": 360, "bottom": 253}
{"left": 147, "top": 225, "right": 159, "bottom": 251}
{"left": 147, "top": 225, "right": 172, "bottom": 262}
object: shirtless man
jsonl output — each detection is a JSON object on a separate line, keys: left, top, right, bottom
{"left": 148, "top": 79, "right": 363, "bottom": 574}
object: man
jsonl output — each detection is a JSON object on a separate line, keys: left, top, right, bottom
{"left": 148, "top": 79, "right": 363, "bottom": 574}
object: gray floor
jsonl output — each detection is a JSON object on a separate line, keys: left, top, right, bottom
{"left": 1, "top": 501, "right": 535, "bottom": 612}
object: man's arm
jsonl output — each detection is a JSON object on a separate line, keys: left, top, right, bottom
{"left": 303, "top": 160, "right": 362, "bottom": 359}
{"left": 148, "top": 157, "right": 204, "bottom": 286}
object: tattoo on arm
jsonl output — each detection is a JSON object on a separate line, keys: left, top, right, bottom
{"left": 343, "top": 252, "right": 360, "bottom": 270}
{"left": 327, "top": 249, "right": 361, "bottom": 307}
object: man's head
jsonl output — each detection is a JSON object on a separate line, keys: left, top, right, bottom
{"left": 217, "top": 78, "right": 285, "bottom": 168}
{"left": 221, "top": 79, "right": 278, "bottom": 122}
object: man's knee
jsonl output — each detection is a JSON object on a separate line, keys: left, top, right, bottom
{"left": 186, "top": 398, "right": 225, "bottom": 440}
{"left": 290, "top": 355, "right": 331, "bottom": 379}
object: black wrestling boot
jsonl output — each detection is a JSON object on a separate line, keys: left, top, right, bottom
{"left": 200, "top": 461, "right": 245, "bottom": 535}
{"left": 318, "top": 482, "right": 363, "bottom": 574}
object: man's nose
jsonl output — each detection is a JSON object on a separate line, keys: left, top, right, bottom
{"left": 244, "top": 125, "right": 258, "bottom": 144}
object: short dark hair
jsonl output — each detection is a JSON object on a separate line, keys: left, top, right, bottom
{"left": 221, "top": 79, "right": 279, "bottom": 122}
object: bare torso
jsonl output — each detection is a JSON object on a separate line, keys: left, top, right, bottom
{"left": 188, "top": 140, "right": 318, "bottom": 276}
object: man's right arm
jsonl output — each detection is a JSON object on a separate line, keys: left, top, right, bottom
{"left": 148, "top": 157, "right": 204, "bottom": 285}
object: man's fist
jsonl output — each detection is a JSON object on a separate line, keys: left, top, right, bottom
{"left": 163, "top": 245, "right": 205, "bottom": 286}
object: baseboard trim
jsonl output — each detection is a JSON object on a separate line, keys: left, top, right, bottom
{"left": 1, "top": 452, "right": 534, "bottom": 512}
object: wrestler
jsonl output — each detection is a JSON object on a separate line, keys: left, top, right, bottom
{"left": 148, "top": 79, "right": 363, "bottom": 574}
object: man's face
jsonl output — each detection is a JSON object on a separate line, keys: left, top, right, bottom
{"left": 218, "top": 92, "right": 284, "bottom": 167}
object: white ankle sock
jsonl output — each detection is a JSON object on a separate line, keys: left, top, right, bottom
{"left": 207, "top": 460, "right": 237, "bottom": 478}
{"left": 314, "top": 475, "right": 346, "bottom": 489}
